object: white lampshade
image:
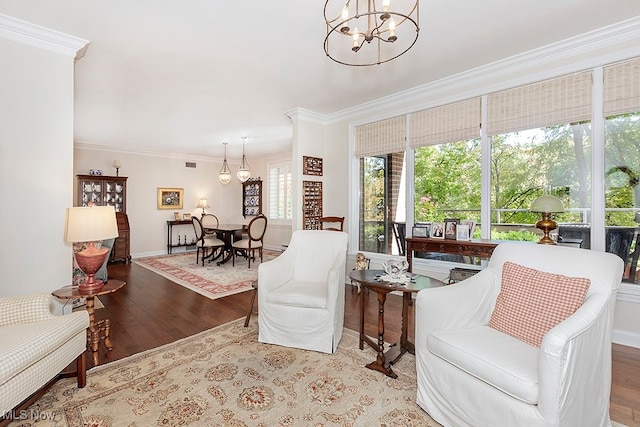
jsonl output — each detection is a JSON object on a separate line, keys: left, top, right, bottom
{"left": 197, "top": 198, "right": 210, "bottom": 209}
{"left": 530, "top": 195, "right": 564, "bottom": 213}
{"left": 64, "top": 205, "right": 119, "bottom": 243}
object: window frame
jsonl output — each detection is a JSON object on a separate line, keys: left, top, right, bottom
{"left": 267, "top": 160, "right": 292, "bottom": 225}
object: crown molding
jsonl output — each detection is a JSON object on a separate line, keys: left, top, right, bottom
{"left": 285, "top": 108, "right": 328, "bottom": 125}
{"left": 74, "top": 141, "right": 219, "bottom": 163}
{"left": 324, "top": 15, "right": 640, "bottom": 124}
{"left": 0, "top": 13, "right": 89, "bottom": 59}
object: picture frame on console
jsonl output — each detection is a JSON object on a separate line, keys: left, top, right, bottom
{"left": 412, "top": 224, "right": 430, "bottom": 238}
{"left": 445, "top": 218, "right": 459, "bottom": 240}
{"left": 462, "top": 219, "right": 476, "bottom": 238}
{"left": 431, "top": 222, "right": 445, "bottom": 239}
{"left": 456, "top": 224, "right": 470, "bottom": 240}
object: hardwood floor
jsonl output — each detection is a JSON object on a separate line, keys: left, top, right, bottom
{"left": 92, "top": 262, "right": 640, "bottom": 426}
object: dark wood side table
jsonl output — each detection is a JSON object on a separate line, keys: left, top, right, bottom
{"left": 52, "top": 280, "right": 126, "bottom": 366}
{"left": 349, "top": 269, "right": 444, "bottom": 378}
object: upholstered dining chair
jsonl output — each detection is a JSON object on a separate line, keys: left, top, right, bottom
{"left": 319, "top": 216, "right": 344, "bottom": 231}
{"left": 231, "top": 214, "right": 267, "bottom": 268}
{"left": 200, "top": 213, "right": 220, "bottom": 237}
{"left": 414, "top": 242, "right": 623, "bottom": 427}
{"left": 191, "top": 216, "right": 224, "bottom": 266}
{"left": 258, "top": 230, "right": 349, "bottom": 354}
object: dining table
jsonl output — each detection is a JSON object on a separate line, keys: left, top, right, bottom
{"left": 205, "top": 223, "right": 247, "bottom": 265}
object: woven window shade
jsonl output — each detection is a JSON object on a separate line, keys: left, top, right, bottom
{"left": 604, "top": 57, "right": 640, "bottom": 117}
{"left": 409, "top": 98, "right": 481, "bottom": 148}
{"left": 486, "top": 71, "right": 592, "bottom": 136}
{"left": 354, "top": 116, "right": 406, "bottom": 158}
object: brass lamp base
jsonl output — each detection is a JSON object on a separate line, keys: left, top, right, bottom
{"left": 535, "top": 213, "right": 558, "bottom": 245}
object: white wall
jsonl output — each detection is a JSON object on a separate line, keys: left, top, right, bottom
{"left": 0, "top": 26, "right": 85, "bottom": 298}
{"left": 74, "top": 145, "right": 292, "bottom": 257}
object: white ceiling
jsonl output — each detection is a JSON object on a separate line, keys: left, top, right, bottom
{"left": 2, "top": 0, "right": 640, "bottom": 160}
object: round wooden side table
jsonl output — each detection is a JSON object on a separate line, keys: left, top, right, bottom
{"left": 349, "top": 270, "right": 444, "bottom": 378}
{"left": 52, "top": 280, "right": 125, "bottom": 366}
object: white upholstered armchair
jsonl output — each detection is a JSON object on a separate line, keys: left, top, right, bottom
{"left": 0, "top": 293, "right": 90, "bottom": 415}
{"left": 415, "top": 242, "right": 623, "bottom": 427}
{"left": 258, "top": 230, "right": 348, "bottom": 354}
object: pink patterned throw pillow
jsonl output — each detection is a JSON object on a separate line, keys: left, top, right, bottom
{"left": 489, "top": 261, "right": 591, "bottom": 348}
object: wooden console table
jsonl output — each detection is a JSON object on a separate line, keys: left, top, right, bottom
{"left": 405, "top": 237, "right": 499, "bottom": 272}
{"left": 166, "top": 220, "right": 196, "bottom": 254}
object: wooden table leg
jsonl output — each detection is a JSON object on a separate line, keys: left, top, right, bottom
{"left": 390, "top": 291, "right": 414, "bottom": 364}
{"left": 103, "top": 318, "right": 112, "bottom": 350}
{"left": 364, "top": 290, "right": 397, "bottom": 379}
{"left": 359, "top": 283, "right": 366, "bottom": 350}
{"left": 244, "top": 285, "right": 257, "bottom": 327}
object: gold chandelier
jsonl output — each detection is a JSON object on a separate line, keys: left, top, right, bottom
{"left": 324, "top": 0, "right": 419, "bottom": 66}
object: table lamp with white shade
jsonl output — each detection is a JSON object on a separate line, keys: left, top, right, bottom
{"left": 197, "top": 197, "right": 210, "bottom": 217}
{"left": 65, "top": 205, "right": 119, "bottom": 291}
{"left": 530, "top": 195, "right": 564, "bottom": 245}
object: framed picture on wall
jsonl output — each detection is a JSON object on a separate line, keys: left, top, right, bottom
{"left": 303, "top": 156, "right": 323, "bottom": 176}
{"left": 157, "top": 187, "right": 184, "bottom": 210}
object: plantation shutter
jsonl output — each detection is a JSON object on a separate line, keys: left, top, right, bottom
{"left": 604, "top": 57, "right": 640, "bottom": 116}
{"left": 354, "top": 116, "right": 406, "bottom": 157}
{"left": 409, "top": 98, "right": 481, "bottom": 148}
{"left": 486, "top": 71, "right": 592, "bottom": 136}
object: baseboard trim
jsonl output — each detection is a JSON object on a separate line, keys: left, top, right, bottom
{"left": 612, "top": 329, "right": 640, "bottom": 349}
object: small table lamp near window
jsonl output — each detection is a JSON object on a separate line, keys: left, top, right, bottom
{"left": 530, "top": 195, "right": 564, "bottom": 245}
{"left": 65, "top": 205, "right": 119, "bottom": 291}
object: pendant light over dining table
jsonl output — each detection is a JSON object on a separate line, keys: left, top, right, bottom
{"left": 236, "top": 136, "right": 251, "bottom": 183}
{"left": 218, "top": 142, "right": 232, "bottom": 185}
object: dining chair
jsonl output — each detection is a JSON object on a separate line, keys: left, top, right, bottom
{"left": 232, "top": 214, "right": 267, "bottom": 268}
{"left": 191, "top": 216, "right": 224, "bottom": 266}
{"left": 201, "top": 213, "right": 221, "bottom": 238}
{"left": 319, "top": 216, "right": 344, "bottom": 231}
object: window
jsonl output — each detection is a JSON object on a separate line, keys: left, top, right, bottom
{"left": 360, "top": 152, "right": 405, "bottom": 254}
{"left": 268, "top": 161, "right": 292, "bottom": 221}
{"left": 353, "top": 58, "right": 640, "bottom": 287}
{"left": 605, "top": 113, "right": 640, "bottom": 283}
{"left": 489, "top": 124, "right": 591, "bottom": 242}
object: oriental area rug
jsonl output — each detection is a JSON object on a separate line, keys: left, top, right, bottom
{"left": 8, "top": 319, "right": 440, "bottom": 427}
{"left": 133, "top": 250, "right": 280, "bottom": 300}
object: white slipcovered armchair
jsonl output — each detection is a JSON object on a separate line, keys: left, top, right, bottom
{"left": 415, "top": 242, "right": 623, "bottom": 427}
{"left": 258, "top": 230, "right": 348, "bottom": 354}
{"left": 0, "top": 293, "right": 89, "bottom": 415}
